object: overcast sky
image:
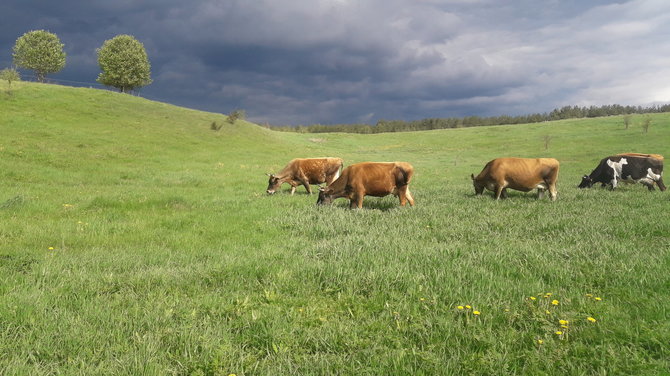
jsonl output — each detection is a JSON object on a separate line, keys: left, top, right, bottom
{"left": 2, "top": 0, "right": 670, "bottom": 125}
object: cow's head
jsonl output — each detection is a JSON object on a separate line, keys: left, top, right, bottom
{"left": 578, "top": 175, "right": 593, "bottom": 188}
{"left": 266, "top": 173, "right": 281, "bottom": 194}
{"left": 316, "top": 186, "right": 333, "bottom": 205}
{"left": 471, "top": 174, "right": 484, "bottom": 195}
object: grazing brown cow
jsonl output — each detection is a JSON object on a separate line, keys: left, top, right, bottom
{"left": 266, "top": 157, "right": 343, "bottom": 195}
{"left": 471, "top": 157, "right": 560, "bottom": 200}
{"left": 316, "top": 162, "right": 415, "bottom": 209}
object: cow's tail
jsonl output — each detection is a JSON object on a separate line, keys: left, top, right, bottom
{"left": 394, "top": 164, "right": 413, "bottom": 187}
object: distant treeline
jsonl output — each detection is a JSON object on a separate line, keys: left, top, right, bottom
{"left": 268, "top": 104, "right": 670, "bottom": 134}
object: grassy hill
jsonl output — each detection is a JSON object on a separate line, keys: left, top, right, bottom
{"left": 1, "top": 82, "right": 669, "bottom": 375}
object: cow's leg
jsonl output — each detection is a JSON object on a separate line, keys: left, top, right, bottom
{"left": 548, "top": 184, "right": 558, "bottom": 201}
{"left": 657, "top": 176, "right": 666, "bottom": 191}
{"left": 495, "top": 185, "right": 505, "bottom": 200}
{"left": 537, "top": 188, "right": 545, "bottom": 200}
{"left": 642, "top": 181, "right": 655, "bottom": 191}
{"left": 296, "top": 176, "right": 312, "bottom": 194}
{"left": 289, "top": 184, "right": 297, "bottom": 195}
{"left": 397, "top": 186, "right": 414, "bottom": 206}
{"left": 302, "top": 181, "right": 312, "bottom": 194}
{"left": 350, "top": 193, "right": 364, "bottom": 209}
{"left": 405, "top": 187, "right": 415, "bottom": 206}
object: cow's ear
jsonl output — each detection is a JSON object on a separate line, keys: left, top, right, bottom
{"left": 266, "top": 173, "right": 273, "bottom": 177}
{"left": 470, "top": 174, "right": 475, "bottom": 180}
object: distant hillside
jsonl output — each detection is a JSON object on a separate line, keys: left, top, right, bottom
{"left": 270, "top": 104, "right": 670, "bottom": 134}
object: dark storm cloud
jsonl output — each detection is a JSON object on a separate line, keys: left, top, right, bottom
{"left": 2, "top": 0, "right": 669, "bottom": 125}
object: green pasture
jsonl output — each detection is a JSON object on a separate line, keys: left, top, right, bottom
{"left": 1, "top": 82, "right": 669, "bottom": 375}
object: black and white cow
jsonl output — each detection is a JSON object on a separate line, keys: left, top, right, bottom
{"left": 578, "top": 154, "right": 666, "bottom": 191}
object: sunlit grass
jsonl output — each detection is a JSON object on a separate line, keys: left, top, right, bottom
{"left": 1, "top": 82, "right": 669, "bottom": 374}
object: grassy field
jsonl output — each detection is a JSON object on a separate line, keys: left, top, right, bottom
{"left": 1, "top": 82, "right": 669, "bottom": 375}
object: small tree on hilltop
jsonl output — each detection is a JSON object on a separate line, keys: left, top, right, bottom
{"left": 96, "top": 35, "right": 152, "bottom": 93}
{"left": 642, "top": 117, "right": 651, "bottom": 133}
{"left": 227, "top": 109, "right": 246, "bottom": 124}
{"left": 0, "top": 68, "right": 21, "bottom": 90}
{"left": 12, "top": 30, "right": 66, "bottom": 82}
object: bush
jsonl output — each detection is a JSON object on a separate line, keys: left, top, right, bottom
{"left": 227, "top": 110, "right": 246, "bottom": 124}
{"left": 0, "top": 68, "right": 21, "bottom": 89}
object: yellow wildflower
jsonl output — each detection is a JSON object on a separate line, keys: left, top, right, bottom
{"left": 545, "top": 310, "right": 551, "bottom": 315}
{"left": 586, "top": 293, "right": 593, "bottom": 298}
{"left": 529, "top": 296, "right": 537, "bottom": 301}
{"left": 555, "top": 331, "right": 563, "bottom": 335}
{"left": 558, "top": 319, "right": 569, "bottom": 325}
{"left": 561, "top": 325, "right": 569, "bottom": 329}
{"left": 48, "top": 247, "right": 55, "bottom": 250}
{"left": 465, "top": 305, "right": 471, "bottom": 309}
{"left": 544, "top": 293, "right": 552, "bottom": 297}
{"left": 587, "top": 317, "right": 597, "bottom": 323}
{"left": 537, "top": 339, "right": 544, "bottom": 345}
{"left": 594, "top": 297, "right": 602, "bottom": 301}
{"left": 457, "top": 305, "right": 464, "bottom": 310}
{"left": 473, "top": 311, "right": 481, "bottom": 316}
{"left": 551, "top": 300, "right": 559, "bottom": 306}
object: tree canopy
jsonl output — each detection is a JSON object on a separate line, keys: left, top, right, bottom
{"left": 96, "top": 35, "right": 152, "bottom": 93}
{"left": 12, "top": 30, "right": 66, "bottom": 82}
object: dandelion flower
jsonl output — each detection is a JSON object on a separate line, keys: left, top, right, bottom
{"left": 545, "top": 310, "right": 551, "bottom": 315}
{"left": 529, "top": 296, "right": 537, "bottom": 301}
{"left": 544, "top": 293, "right": 552, "bottom": 297}
{"left": 465, "top": 305, "right": 471, "bottom": 309}
{"left": 473, "top": 311, "right": 481, "bottom": 315}
{"left": 559, "top": 319, "right": 569, "bottom": 325}
{"left": 551, "top": 300, "right": 559, "bottom": 306}
{"left": 555, "top": 331, "right": 563, "bottom": 335}
{"left": 48, "top": 247, "right": 54, "bottom": 250}
{"left": 587, "top": 317, "right": 597, "bottom": 323}
{"left": 594, "top": 297, "right": 602, "bottom": 301}
{"left": 537, "top": 339, "right": 544, "bottom": 345}
{"left": 420, "top": 298, "right": 426, "bottom": 302}
{"left": 586, "top": 293, "right": 593, "bottom": 298}
{"left": 457, "top": 305, "right": 464, "bottom": 310}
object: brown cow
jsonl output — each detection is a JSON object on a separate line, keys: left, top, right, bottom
{"left": 266, "top": 157, "right": 343, "bottom": 195}
{"left": 316, "top": 162, "right": 415, "bottom": 209}
{"left": 471, "top": 157, "right": 560, "bottom": 200}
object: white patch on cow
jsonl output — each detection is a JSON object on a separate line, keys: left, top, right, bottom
{"left": 606, "top": 158, "right": 627, "bottom": 188}
{"left": 535, "top": 182, "right": 548, "bottom": 190}
{"left": 631, "top": 167, "right": 663, "bottom": 186}
{"left": 646, "top": 167, "right": 661, "bottom": 181}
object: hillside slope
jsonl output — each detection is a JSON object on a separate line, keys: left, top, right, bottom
{"left": 1, "top": 83, "right": 669, "bottom": 375}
